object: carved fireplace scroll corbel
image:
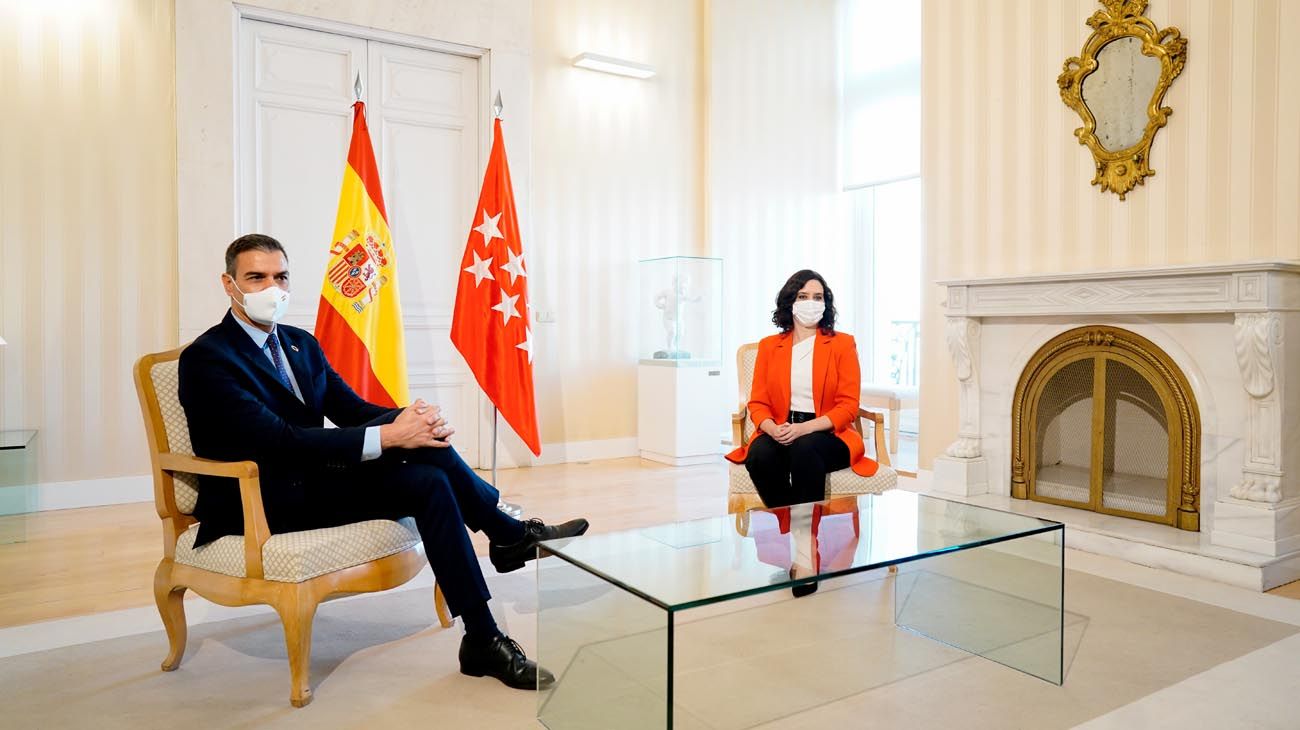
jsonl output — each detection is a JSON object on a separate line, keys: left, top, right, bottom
{"left": 945, "top": 317, "right": 982, "bottom": 458}
{"left": 1232, "top": 313, "right": 1285, "bottom": 503}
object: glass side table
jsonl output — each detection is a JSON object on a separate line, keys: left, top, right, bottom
{"left": 0, "top": 429, "right": 38, "bottom": 544}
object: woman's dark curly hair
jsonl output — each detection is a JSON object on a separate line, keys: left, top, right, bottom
{"left": 772, "top": 269, "right": 837, "bottom": 334}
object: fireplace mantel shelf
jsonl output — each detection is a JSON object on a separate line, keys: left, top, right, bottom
{"left": 938, "top": 260, "right": 1300, "bottom": 287}
{"left": 941, "top": 260, "right": 1300, "bottom": 318}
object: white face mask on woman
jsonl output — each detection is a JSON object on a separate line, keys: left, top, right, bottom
{"left": 792, "top": 300, "right": 825, "bottom": 328}
{"left": 232, "top": 281, "right": 290, "bottom": 325}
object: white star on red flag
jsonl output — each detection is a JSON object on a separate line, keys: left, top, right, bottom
{"left": 516, "top": 327, "right": 533, "bottom": 363}
{"left": 463, "top": 251, "right": 495, "bottom": 287}
{"left": 501, "top": 248, "right": 527, "bottom": 286}
{"left": 474, "top": 210, "right": 503, "bottom": 249}
{"left": 491, "top": 291, "right": 521, "bottom": 324}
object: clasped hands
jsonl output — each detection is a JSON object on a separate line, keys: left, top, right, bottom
{"left": 761, "top": 419, "right": 811, "bottom": 446}
{"left": 380, "top": 398, "right": 455, "bottom": 450}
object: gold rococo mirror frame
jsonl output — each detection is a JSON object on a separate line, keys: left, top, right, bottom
{"left": 1058, "top": 0, "right": 1187, "bottom": 200}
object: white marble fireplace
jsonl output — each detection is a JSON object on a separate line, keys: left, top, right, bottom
{"left": 932, "top": 261, "right": 1300, "bottom": 590}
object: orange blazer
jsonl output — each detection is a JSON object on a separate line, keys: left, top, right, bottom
{"left": 725, "top": 331, "right": 879, "bottom": 477}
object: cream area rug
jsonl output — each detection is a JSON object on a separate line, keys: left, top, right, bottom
{"left": 0, "top": 561, "right": 1294, "bottom": 730}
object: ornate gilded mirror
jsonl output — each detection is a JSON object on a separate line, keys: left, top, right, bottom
{"left": 1058, "top": 0, "right": 1187, "bottom": 200}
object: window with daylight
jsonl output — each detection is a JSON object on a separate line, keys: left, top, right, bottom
{"left": 851, "top": 178, "right": 921, "bottom": 387}
{"left": 841, "top": 0, "right": 921, "bottom": 464}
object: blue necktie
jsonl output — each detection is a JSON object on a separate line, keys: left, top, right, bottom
{"left": 265, "top": 332, "right": 294, "bottom": 391}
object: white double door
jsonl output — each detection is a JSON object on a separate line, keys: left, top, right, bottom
{"left": 237, "top": 18, "right": 486, "bottom": 465}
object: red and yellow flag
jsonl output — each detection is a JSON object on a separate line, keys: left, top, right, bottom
{"left": 315, "top": 101, "right": 409, "bottom": 407}
{"left": 450, "top": 118, "right": 540, "bottom": 455}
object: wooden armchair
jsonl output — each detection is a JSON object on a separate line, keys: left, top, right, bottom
{"left": 728, "top": 342, "right": 897, "bottom": 514}
{"left": 134, "top": 346, "right": 452, "bottom": 708}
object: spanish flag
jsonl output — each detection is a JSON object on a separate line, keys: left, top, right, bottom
{"left": 314, "top": 101, "right": 409, "bottom": 407}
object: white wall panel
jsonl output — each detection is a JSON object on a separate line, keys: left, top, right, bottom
{"left": 0, "top": 0, "right": 177, "bottom": 482}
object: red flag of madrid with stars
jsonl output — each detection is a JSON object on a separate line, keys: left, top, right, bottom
{"left": 450, "top": 117, "right": 540, "bottom": 455}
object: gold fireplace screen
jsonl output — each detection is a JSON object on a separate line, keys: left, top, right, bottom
{"left": 1011, "top": 326, "right": 1199, "bottom": 531}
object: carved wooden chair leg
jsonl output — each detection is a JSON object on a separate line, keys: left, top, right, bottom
{"left": 276, "top": 586, "right": 320, "bottom": 708}
{"left": 434, "top": 582, "right": 453, "bottom": 629}
{"left": 153, "top": 560, "right": 188, "bottom": 671}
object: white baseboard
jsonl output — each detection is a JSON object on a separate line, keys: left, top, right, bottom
{"left": 638, "top": 450, "right": 720, "bottom": 467}
{"left": 527, "top": 437, "right": 639, "bottom": 466}
{"left": 17, "top": 475, "right": 154, "bottom": 513}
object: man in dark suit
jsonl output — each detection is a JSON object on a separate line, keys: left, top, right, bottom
{"left": 179, "top": 233, "right": 588, "bottom": 690}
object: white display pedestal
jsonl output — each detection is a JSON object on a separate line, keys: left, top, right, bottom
{"left": 637, "top": 360, "right": 725, "bottom": 466}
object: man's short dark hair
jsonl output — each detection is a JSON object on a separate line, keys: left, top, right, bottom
{"left": 225, "top": 234, "right": 288, "bottom": 276}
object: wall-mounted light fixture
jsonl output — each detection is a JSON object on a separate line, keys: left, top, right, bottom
{"left": 571, "top": 52, "right": 655, "bottom": 79}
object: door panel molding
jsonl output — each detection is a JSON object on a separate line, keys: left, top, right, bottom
{"left": 236, "top": 4, "right": 488, "bottom": 60}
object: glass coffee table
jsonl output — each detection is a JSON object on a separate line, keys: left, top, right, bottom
{"left": 537, "top": 490, "right": 1064, "bottom": 729}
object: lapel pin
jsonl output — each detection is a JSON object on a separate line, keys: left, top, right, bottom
{"left": 290, "top": 344, "right": 300, "bottom": 352}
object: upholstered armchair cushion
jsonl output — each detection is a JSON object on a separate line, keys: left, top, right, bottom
{"left": 728, "top": 463, "right": 898, "bottom": 497}
{"left": 175, "top": 517, "right": 421, "bottom": 583}
{"left": 150, "top": 359, "right": 200, "bottom": 514}
{"left": 737, "top": 346, "right": 760, "bottom": 443}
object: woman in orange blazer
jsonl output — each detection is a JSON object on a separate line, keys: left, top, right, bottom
{"left": 725, "top": 270, "right": 879, "bottom": 509}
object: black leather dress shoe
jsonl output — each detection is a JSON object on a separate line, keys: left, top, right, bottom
{"left": 791, "top": 582, "right": 819, "bottom": 598}
{"left": 789, "top": 566, "right": 818, "bottom": 598}
{"left": 459, "top": 634, "right": 556, "bottom": 690}
{"left": 490, "top": 517, "right": 590, "bottom": 573}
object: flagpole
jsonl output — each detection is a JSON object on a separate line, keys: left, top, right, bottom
{"left": 490, "top": 89, "right": 524, "bottom": 520}
{"left": 492, "top": 409, "right": 524, "bottom": 517}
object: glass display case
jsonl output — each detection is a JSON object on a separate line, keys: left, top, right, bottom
{"left": 638, "top": 256, "right": 723, "bottom": 365}
{"left": 0, "top": 430, "right": 38, "bottom": 544}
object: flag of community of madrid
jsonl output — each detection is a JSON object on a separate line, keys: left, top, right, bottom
{"left": 314, "top": 101, "right": 410, "bottom": 408}
{"left": 450, "top": 117, "right": 540, "bottom": 455}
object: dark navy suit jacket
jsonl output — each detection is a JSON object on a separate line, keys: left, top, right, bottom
{"left": 178, "top": 311, "right": 398, "bottom": 546}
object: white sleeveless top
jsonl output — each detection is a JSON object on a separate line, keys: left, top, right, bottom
{"left": 789, "top": 336, "right": 816, "bottom": 413}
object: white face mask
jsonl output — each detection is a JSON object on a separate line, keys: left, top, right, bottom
{"left": 792, "top": 300, "right": 825, "bottom": 328}
{"left": 231, "top": 280, "right": 290, "bottom": 325}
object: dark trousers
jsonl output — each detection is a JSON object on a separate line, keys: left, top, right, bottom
{"left": 272, "top": 446, "right": 521, "bottom": 619}
{"left": 744, "top": 432, "right": 850, "bottom": 508}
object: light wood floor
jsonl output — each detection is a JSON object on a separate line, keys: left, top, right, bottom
{"left": 2, "top": 456, "right": 1297, "bottom": 629}
{"left": 0, "top": 458, "right": 731, "bottom": 628}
